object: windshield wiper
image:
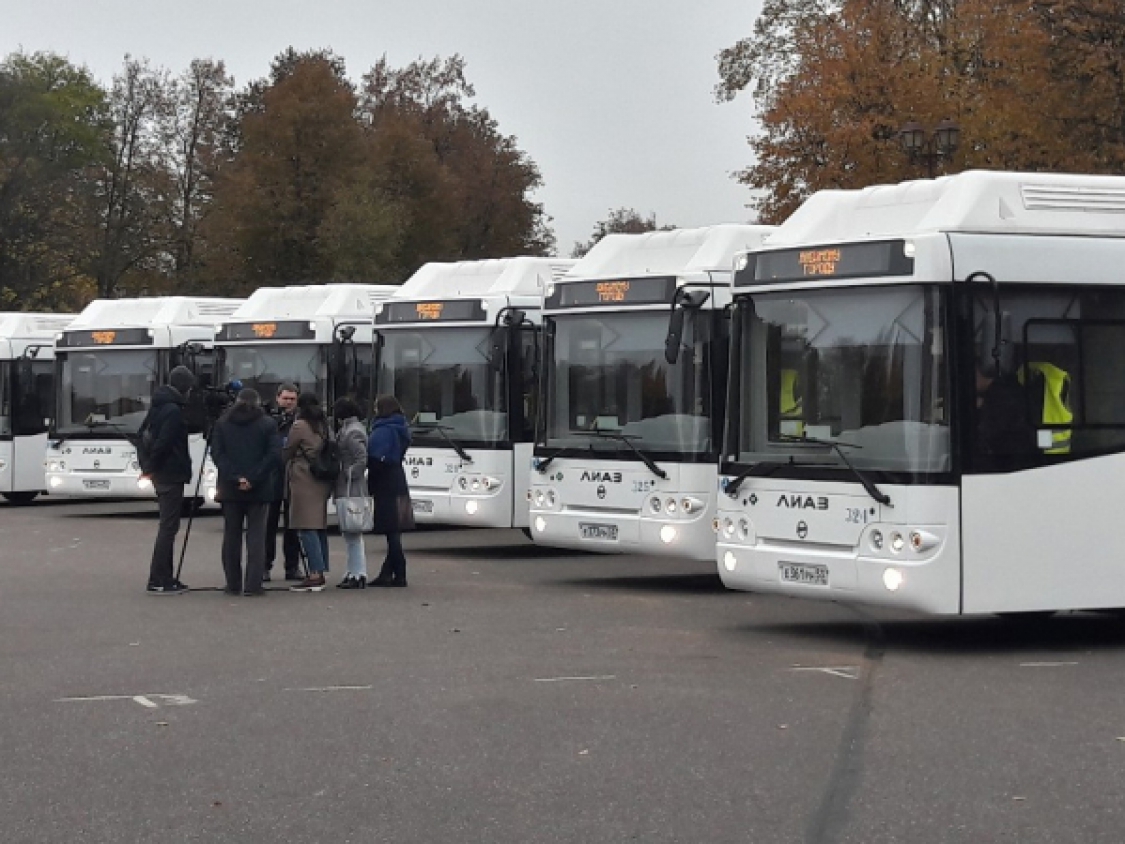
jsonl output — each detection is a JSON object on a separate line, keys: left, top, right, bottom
{"left": 777, "top": 435, "right": 892, "bottom": 507}
{"left": 533, "top": 448, "right": 566, "bottom": 474}
{"left": 723, "top": 459, "right": 800, "bottom": 498}
{"left": 589, "top": 429, "right": 669, "bottom": 480}
{"left": 413, "top": 423, "right": 473, "bottom": 464}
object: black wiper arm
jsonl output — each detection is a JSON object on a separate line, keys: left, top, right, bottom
{"left": 413, "top": 423, "right": 473, "bottom": 464}
{"left": 533, "top": 448, "right": 567, "bottom": 473}
{"left": 589, "top": 430, "right": 669, "bottom": 480}
{"left": 722, "top": 459, "right": 795, "bottom": 498}
{"left": 777, "top": 435, "right": 892, "bottom": 507}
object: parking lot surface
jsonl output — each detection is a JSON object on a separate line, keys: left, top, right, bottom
{"left": 2, "top": 498, "right": 1124, "bottom": 843}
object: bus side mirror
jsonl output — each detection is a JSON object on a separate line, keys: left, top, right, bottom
{"left": 487, "top": 326, "right": 508, "bottom": 371}
{"left": 664, "top": 290, "right": 710, "bottom": 364}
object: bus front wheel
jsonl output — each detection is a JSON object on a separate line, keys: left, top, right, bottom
{"left": 2, "top": 491, "right": 39, "bottom": 505}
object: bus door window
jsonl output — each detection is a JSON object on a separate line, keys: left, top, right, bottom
{"left": 12, "top": 359, "right": 54, "bottom": 436}
{"left": 518, "top": 326, "right": 538, "bottom": 441}
{"left": 0, "top": 364, "right": 10, "bottom": 436}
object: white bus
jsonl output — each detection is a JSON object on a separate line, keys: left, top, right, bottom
{"left": 529, "top": 225, "right": 775, "bottom": 561}
{"left": 717, "top": 170, "right": 1125, "bottom": 615}
{"left": 45, "top": 297, "right": 243, "bottom": 506}
{"left": 374, "top": 258, "right": 574, "bottom": 529}
{"left": 0, "top": 313, "right": 75, "bottom": 504}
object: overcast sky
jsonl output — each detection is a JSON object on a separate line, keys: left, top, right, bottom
{"left": 4, "top": 0, "right": 764, "bottom": 256}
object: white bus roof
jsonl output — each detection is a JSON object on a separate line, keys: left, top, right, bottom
{"left": 0, "top": 312, "right": 76, "bottom": 339}
{"left": 394, "top": 258, "right": 575, "bottom": 300}
{"left": 69, "top": 296, "right": 242, "bottom": 329}
{"left": 565, "top": 224, "right": 776, "bottom": 279}
{"left": 768, "top": 170, "right": 1125, "bottom": 246}
{"left": 228, "top": 283, "right": 398, "bottom": 322}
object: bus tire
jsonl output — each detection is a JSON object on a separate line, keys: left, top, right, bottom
{"left": 2, "top": 491, "right": 39, "bottom": 505}
{"left": 999, "top": 611, "right": 1056, "bottom": 622}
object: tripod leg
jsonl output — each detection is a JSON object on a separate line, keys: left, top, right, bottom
{"left": 175, "top": 434, "right": 211, "bottom": 585}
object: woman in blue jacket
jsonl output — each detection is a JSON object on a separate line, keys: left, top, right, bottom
{"left": 367, "top": 395, "right": 414, "bottom": 587}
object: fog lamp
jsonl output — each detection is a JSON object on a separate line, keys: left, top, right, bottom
{"left": 137, "top": 477, "right": 153, "bottom": 491}
{"left": 659, "top": 525, "right": 677, "bottom": 544}
{"left": 723, "top": 551, "right": 737, "bottom": 572}
{"left": 49, "top": 476, "right": 63, "bottom": 489}
{"left": 883, "top": 567, "right": 905, "bottom": 592}
{"left": 465, "top": 500, "right": 479, "bottom": 515}
{"left": 534, "top": 516, "right": 547, "bottom": 533}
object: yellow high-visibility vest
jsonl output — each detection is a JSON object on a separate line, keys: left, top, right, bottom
{"left": 780, "top": 368, "right": 804, "bottom": 435}
{"left": 1019, "top": 361, "right": 1072, "bottom": 454}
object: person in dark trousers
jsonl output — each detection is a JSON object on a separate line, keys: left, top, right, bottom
{"left": 368, "top": 395, "right": 415, "bottom": 587}
{"left": 143, "top": 365, "right": 196, "bottom": 595}
{"left": 264, "top": 384, "right": 301, "bottom": 581}
{"left": 209, "top": 388, "right": 283, "bottom": 596}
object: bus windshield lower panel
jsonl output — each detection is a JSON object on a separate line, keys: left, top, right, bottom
{"left": 544, "top": 311, "right": 715, "bottom": 455}
{"left": 56, "top": 349, "right": 160, "bottom": 435}
{"left": 735, "top": 285, "right": 950, "bottom": 474}
{"left": 377, "top": 328, "right": 506, "bottom": 445}
{"left": 223, "top": 344, "right": 321, "bottom": 404}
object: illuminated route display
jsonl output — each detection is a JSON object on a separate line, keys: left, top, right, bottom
{"left": 546, "top": 276, "right": 677, "bottom": 309}
{"left": 375, "top": 299, "right": 487, "bottom": 324}
{"left": 734, "top": 240, "right": 915, "bottom": 285}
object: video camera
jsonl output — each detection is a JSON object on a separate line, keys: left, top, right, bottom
{"left": 191, "top": 379, "right": 244, "bottom": 430}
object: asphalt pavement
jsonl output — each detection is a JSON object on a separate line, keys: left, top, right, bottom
{"left": 1, "top": 497, "right": 1123, "bottom": 843}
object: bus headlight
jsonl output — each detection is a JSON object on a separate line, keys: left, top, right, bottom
{"left": 870, "top": 530, "right": 884, "bottom": 551}
{"left": 650, "top": 497, "right": 662, "bottom": 513}
{"left": 737, "top": 519, "right": 750, "bottom": 540}
{"left": 207, "top": 487, "right": 217, "bottom": 502}
{"left": 681, "top": 497, "right": 703, "bottom": 515}
{"left": 482, "top": 476, "right": 500, "bottom": 491}
{"left": 471, "top": 478, "right": 481, "bottom": 492}
{"left": 712, "top": 517, "right": 721, "bottom": 533}
{"left": 883, "top": 567, "right": 905, "bottom": 592}
{"left": 890, "top": 532, "right": 905, "bottom": 553}
{"left": 129, "top": 460, "right": 141, "bottom": 473}
{"left": 49, "top": 476, "right": 63, "bottom": 489}
{"left": 137, "top": 477, "right": 153, "bottom": 490}
{"left": 659, "top": 525, "right": 677, "bottom": 544}
{"left": 547, "top": 489, "right": 557, "bottom": 507}
{"left": 459, "top": 477, "right": 469, "bottom": 491}
{"left": 534, "top": 489, "right": 546, "bottom": 507}
{"left": 723, "top": 518, "right": 735, "bottom": 538}
{"left": 910, "top": 530, "right": 938, "bottom": 552}
{"left": 665, "top": 498, "right": 678, "bottom": 515}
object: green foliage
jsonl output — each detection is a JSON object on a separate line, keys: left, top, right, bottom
{"left": 571, "top": 208, "right": 674, "bottom": 258}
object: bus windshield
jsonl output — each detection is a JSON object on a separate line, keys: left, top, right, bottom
{"left": 733, "top": 285, "right": 949, "bottom": 473}
{"left": 56, "top": 348, "right": 160, "bottom": 435}
{"left": 544, "top": 310, "right": 716, "bottom": 454}
{"left": 222, "top": 344, "right": 321, "bottom": 404}
{"left": 377, "top": 327, "right": 507, "bottom": 444}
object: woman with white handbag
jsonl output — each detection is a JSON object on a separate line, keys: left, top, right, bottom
{"left": 332, "top": 397, "right": 373, "bottom": 589}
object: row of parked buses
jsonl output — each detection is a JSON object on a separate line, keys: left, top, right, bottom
{"left": 10, "top": 170, "right": 1125, "bottom": 616}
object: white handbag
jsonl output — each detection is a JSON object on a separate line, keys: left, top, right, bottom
{"left": 335, "top": 471, "right": 374, "bottom": 533}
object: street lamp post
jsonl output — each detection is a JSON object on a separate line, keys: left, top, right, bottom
{"left": 898, "top": 119, "right": 961, "bottom": 178}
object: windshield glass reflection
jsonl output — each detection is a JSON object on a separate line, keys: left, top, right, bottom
{"left": 57, "top": 349, "right": 159, "bottom": 434}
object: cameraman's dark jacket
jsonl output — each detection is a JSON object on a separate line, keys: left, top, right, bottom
{"left": 210, "top": 403, "right": 283, "bottom": 504}
{"left": 143, "top": 386, "right": 193, "bottom": 486}
{"left": 271, "top": 409, "right": 296, "bottom": 500}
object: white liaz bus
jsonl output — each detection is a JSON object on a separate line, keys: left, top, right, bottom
{"left": 0, "top": 313, "right": 76, "bottom": 504}
{"left": 717, "top": 170, "right": 1125, "bottom": 616}
{"left": 45, "top": 297, "right": 243, "bottom": 505}
{"left": 529, "top": 225, "right": 775, "bottom": 561}
{"left": 374, "top": 258, "right": 574, "bottom": 529}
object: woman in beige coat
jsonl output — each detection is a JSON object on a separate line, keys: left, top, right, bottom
{"left": 284, "top": 393, "right": 333, "bottom": 591}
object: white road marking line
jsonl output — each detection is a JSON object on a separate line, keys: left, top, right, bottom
{"left": 1020, "top": 661, "right": 1079, "bottom": 668}
{"left": 285, "top": 685, "right": 374, "bottom": 692}
{"left": 132, "top": 696, "right": 158, "bottom": 708}
{"left": 55, "top": 693, "right": 197, "bottom": 707}
{"left": 790, "top": 666, "right": 861, "bottom": 680}
{"left": 534, "top": 675, "right": 617, "bottom": 683}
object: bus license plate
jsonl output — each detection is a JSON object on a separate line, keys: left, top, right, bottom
{"left": 580, "top": 523, "right": 618, "bottom": 541}
{"left": 412, "top": 499, "right": 433, "bottom": 514}
{"left": 780, "top": 562, "right": 829, "bottom": 586}
{"left": 83, "top": 479, "right": 110, "bottom": 490}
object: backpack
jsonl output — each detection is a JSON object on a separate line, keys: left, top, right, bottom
{"left": 136, "top": 414, "right": 157, "bottom": 474}
{"left": 308, "top": 435, "right": 341, "bottom": 483}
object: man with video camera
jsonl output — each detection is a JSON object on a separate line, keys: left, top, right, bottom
{"left": 265, "top": 384, "right": 302, "bottom": 581}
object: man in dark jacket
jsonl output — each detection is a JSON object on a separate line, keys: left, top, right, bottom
{"left": 143, "top": 365, "right": 196, "bottom": 594}
{"left": 264, "top": 383, "right": 301, "bottom": 581}
{"left": 209, "top": 388, "right": 283, "bottom": 595}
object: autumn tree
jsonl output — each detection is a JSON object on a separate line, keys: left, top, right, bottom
{"left": 571, "top": 208, "right": 674, "bottom": 258}
{"left": 0, "top": 52, "right": 106, "bottom": 309}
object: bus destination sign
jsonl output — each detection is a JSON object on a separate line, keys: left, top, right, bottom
{"left": 217, "top": 321, "right": 317, "bottom": 342}
{"left": 546, "top": 276, "right": 677, "bottom": 309}
{"left": 734, "top": 240, "right": 915, "bottom": 286}
{"left": 58, "top": 327, "right": 154, "bottom": 348}
{"left": 376, "top": 300, "right": 486, "bottom": 324}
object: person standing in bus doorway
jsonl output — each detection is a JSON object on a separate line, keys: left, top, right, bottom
{"left": 285, "top": 393, "right": 333, "bottom": 591}
{"left": 142, "top": 365, "right": 196, "bottom": 595}
{"left": 332, "top": 397, "right": 370, "bottom": 588}
{"left": 368, "top": 395, "right": 415, "bottom": 587}
{"left": 209, "top": 388, "right": 283, "bottom": 596}
{"left": 264, "top": 384, "right": 301, "bottom": 581}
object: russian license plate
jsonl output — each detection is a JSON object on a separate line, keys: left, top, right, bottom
{"left": 780, "top": 562, "right": 829, "bottom": 586}
{"left": 83, "top": 479, "right": 111, "bottom": 490}
{"left": 580, "top": 522, "right": 618, "bottom": 541}
{"left": 412, "top": 499, "right": 433, "bottom": 514}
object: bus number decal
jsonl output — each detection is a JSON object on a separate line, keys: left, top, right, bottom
{"left": 632, "top": 479, "right": 655, "bottom": 493}
{"left": 845, "top": 508, "right": 868, "bottom": 525}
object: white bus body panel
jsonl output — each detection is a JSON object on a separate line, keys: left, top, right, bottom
{"left": 717, "top": 480, "right": 961, "bottom": 614}
{"left": 529, "top": 459, "right": 718, "bottom": 562}
{"left": 962, "top": 455, "right": 1125, "bottom": 614}
{"left": 47, "top": 435, "right": 214, "bottom": 500}
{"left": 8, "top": 434, "right": 49, "bottom": 493}
{"left": 405, "top": 447, "right": 513, "bottom": 529}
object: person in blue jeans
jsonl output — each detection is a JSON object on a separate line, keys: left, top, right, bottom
{"left": 367, "top": 395, "right": 415, "bottom": 587}
{"left": 283, "top": 393, "right": 333, "bottom": 591}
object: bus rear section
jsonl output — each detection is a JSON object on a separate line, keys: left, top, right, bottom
{"left": 530, "top": 225, "right": 774, "bottom": 562}
{"left": 717, "top": 170, "right": 1125, "bottom": 615}
{"left": 376, "top": 258, "right": 573, "bottom": 529}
